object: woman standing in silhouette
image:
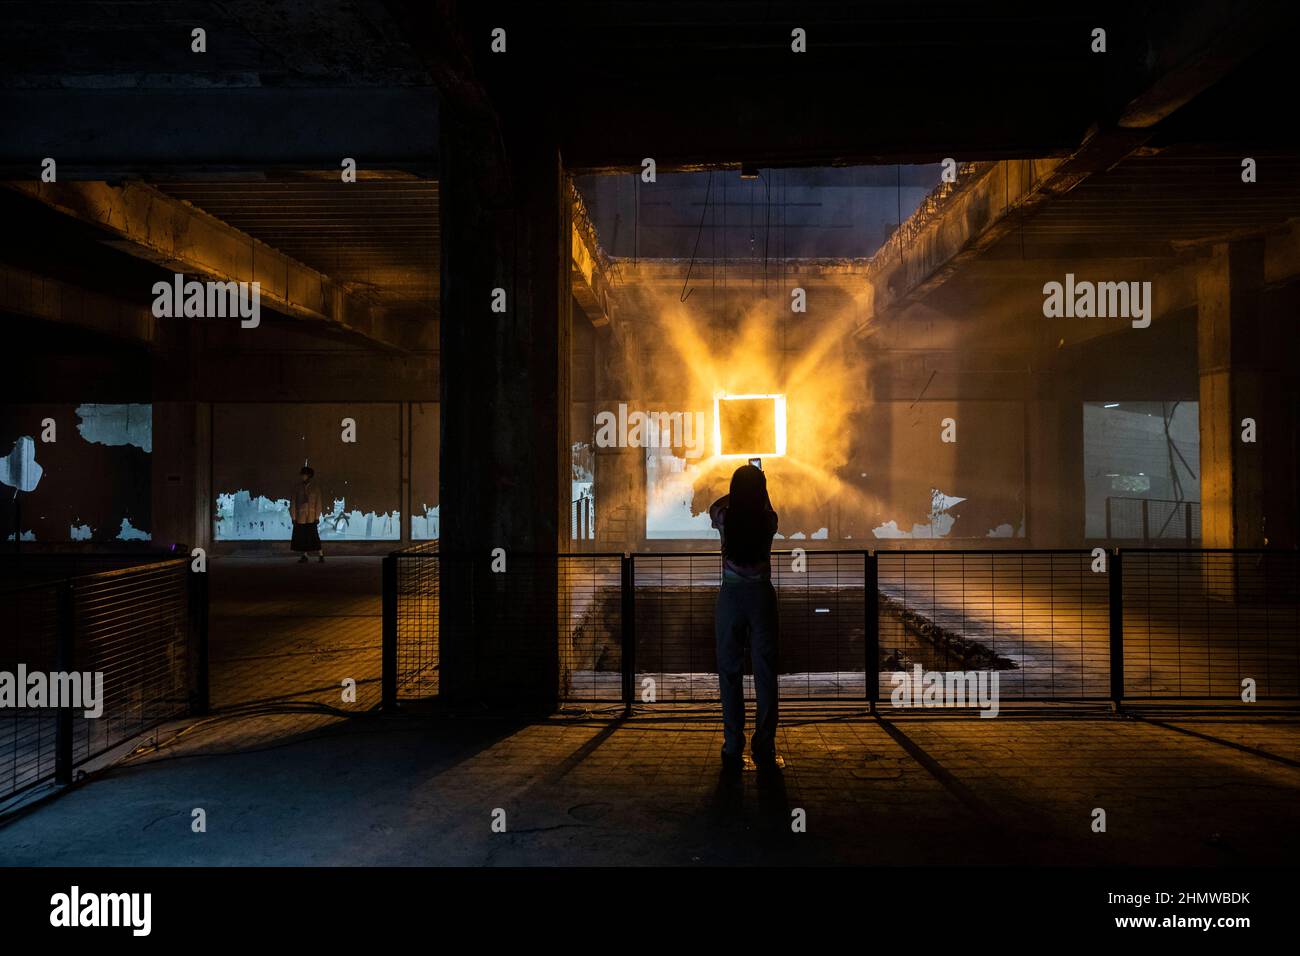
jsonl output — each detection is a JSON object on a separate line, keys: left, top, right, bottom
{"left": 709, "top": 463, "right": 780, "bottom": 770}
{"left": 290, "top": 465, "right": 324, "bottom": 563}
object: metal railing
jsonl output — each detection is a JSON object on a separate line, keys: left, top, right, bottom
{"left": 1, "top": 556, "right": 207, "bottom": 802}
{"left": 1121, "top": 550, "right": 1299, "bottom": 698}
{"left": 1105, "top": 496, "right": 1201, "bottom": 543}
{"left": 382, "top": 547, "right": 1300, "bottom": 710}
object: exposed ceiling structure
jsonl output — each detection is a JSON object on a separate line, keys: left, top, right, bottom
{"left": 3, "top": 0, "right": 1298, "bottom": 357}
{"left": 155, "top": 177, "right": 440, "bottom": 328}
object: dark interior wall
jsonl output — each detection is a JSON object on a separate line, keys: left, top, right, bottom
{"left": 212, "top": 403, "right": 402, "bottom": 544}
{"left": 1069, "top": 309, "right": 1199, "bottom": 403}
{"left": 410, "top": 401, "right": 439, "bottom": 539}
{"left": 193, "top": 319, "right": 438, "bottom": 405}
{"left": 0, "top": 403, "right": 151, "bottom": 543}
{"left": 855, "top": 399, "right": 1024, "bottom": 541}
{"left": 0, "top": 307, "right": 154, "bottom": 546}
{"left": 0, "top": 313, "right": 151, "bottom": 406}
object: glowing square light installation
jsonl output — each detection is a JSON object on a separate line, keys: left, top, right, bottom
{"left": 713, "top": 393, "right": 787, "bottom": 458}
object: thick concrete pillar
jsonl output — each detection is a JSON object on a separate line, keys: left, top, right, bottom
{"left": 1025, "top": 387, "right": 1082, "bottom": 548}
{"left": 151, "top": 312, "right": 211, "bottom": 555}
{"left": 150, "top": 402, "right": 211, "bottom": 554}
{"left": 1196, "top": 241, "right": 1267, "bottom": 549}
{"left": 439, "top": 107, "right": 570, "bottom": 708}
{"left": 1259, "top": 283, "right": 1300, "bottom": 550}
{"left": 592, "top": 321, "right": 645, "bottom": 550}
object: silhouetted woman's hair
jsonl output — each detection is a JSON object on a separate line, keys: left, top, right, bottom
{"left": 723, "top": 464, "right": 774, "bottom": 564}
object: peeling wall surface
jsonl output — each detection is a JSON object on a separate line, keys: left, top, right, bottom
{"left": 214, "top": 490, "right": 401, "bottom": 541}
{"left": 873, "top": 490, "right": 968, "bottom": 539}
{"left": 856, "top": 401, "right": 1025, "bottom": 541}
{"left": 412, "top": 504, "right": 439, "bottom": 540}
{"left": 410, "top": 402, "right": 439, "bottom": 540}
{"left": 212, "top": 403, "right": 404, "bottom": 542}
{"left": 75, "top": 403, "right": 151, "bottom": 453}
{"left": 0, "top": 404, "right": 152, "bottom": 542}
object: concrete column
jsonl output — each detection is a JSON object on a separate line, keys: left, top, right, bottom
{"left": 151, "top": 310, "right": 211, "bottom": 556}
{"left": 1258, "top": 283, "right": 1300, "bottom": 549}
{"left": 150, "top": 402, "right": 211, "bottom": 554}
{"left": 592, "top": 322, "right": 645, "bottom": 551}
{"left": 1196, "top": 241, "right": 1267, "bottom": 549}
{"left": 439, "top": 107, "right": 568, "bottom": 708}
{"left": 1025, "top": 386, "right": 1082, "bottom": 548}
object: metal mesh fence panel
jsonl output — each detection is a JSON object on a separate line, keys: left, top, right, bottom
{"left": 1, "top": 556, "right": 194, "bottom": 802}
{"left": 383, "top": 546, "right": 1300, "bottom": 708}
{"left": 69, "top": 561, "right": 190, "bottom": 765}
{"left": 558, "top": 554, "right": 623, "bottom": 701}
{"left": 1123, "top": 550, "right": 1300, "bottom": 698}
{"left": 0, "top": 582, "right": 59, "bottom": 799}
{"left": 877, "top": 551, "right": 1110, "bottom": 702}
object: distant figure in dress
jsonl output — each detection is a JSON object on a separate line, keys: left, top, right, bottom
{"left": 291, "top": 465, "right": 324, "bottom": 563}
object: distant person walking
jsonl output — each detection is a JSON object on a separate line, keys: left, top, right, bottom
{"left": 291, "top": 465, "right": 324, "bottom": 563}
{"left": 709, "top": 463, "right": 780, "bottom": 770}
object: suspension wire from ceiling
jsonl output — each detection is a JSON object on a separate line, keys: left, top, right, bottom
{"left": 1156, "top": 400, "right": 1199, "bottom": 538}
{"left": 759, "top": 167, "right": 764, "bottom": 295}
{"left": 679, "top": 171, "right": 712, "bottom": 303}
{"left": 749, "top": 170, "right": 755, "bottom": 298}
{"left": 897, "top": 164, "right": 903, "bottom": 267}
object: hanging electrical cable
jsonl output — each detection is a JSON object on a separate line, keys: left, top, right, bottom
{"left": 679, "top": 171, "right": 712, "bottom": 303}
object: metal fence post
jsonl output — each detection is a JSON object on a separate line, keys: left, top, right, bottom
{"left": 1140, "top": 499, "right": 1150, "bottom": 544}
{"left": 620, "top": 553, "right": 636, "bottom": 716}
{"left": 188, "top": 565, "right": 210, "bottom": 716}
{"left": 381, "top": 553, "right": 398, "bottom": 711}
{"left": 865, "top": 551, "right": 879, "bottom": 712}
{"left": 1109, "top": 548, "right": 1124, "bottom": 711}
{"left": 54, "top": 578, "right": 75, "bottom": 785}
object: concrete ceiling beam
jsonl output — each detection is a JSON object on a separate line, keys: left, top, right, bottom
{"left": 570, "top": 186, "right": 613, "bottom": 328}
{"left": 853, "top": 0, "right": 1281, "bottom": 337}
{"left": 0, "top": 262, "right": 157, "bottom": 345}
{"left": 6, "top": 180, "right": 410, "bottom": 352}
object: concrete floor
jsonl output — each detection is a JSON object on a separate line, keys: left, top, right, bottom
{"left": 1, "top": 555, "right": 1298, "bottom": 866}
{"left": 209, "top": 554, "right": 383, "bottom": 712}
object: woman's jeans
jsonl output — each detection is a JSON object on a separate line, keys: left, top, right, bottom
{"left": 715, "top": 578, "right": 779, "bottom": 758}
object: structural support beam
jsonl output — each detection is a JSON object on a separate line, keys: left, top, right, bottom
{"left": 0, "top": 263, "right": 158, "bottom": 344}
{"left": 439, "top": 103, "right": 567, "bottom": 709}
{"left": 1197, "top": 241, "right": 1266, "bottom": 549}
{"left": 854, "top": 0, "right": 1277, "bottom": 335}
{"left": 855, "top": 140, "right": 1144, "bottom": 334}
{"left": 1118, "top": 0, "right": 1292, "bottom": 128}
{"left": 7, "top": 181, "right": 408, "bottom": 351}
{"left": 570, "top": 188, "right": 613, "bottom": 327}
